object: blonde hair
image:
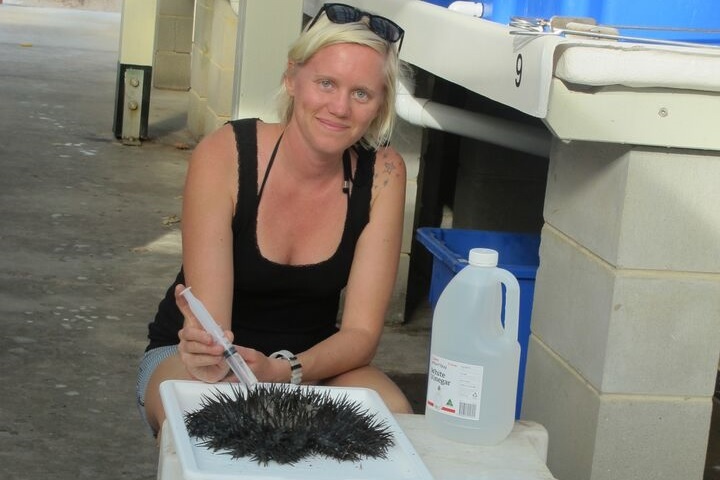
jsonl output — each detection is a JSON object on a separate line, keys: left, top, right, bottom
{"left": 277, "top": 16, "right": 402, "bottom": 150}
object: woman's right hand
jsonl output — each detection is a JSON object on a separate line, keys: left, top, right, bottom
{"left": 174, "top": 284, "right": 234, "bottom": 383}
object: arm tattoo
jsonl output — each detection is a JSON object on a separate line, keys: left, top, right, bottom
{"left": 373, "top": 151, "right": 400, "bottom": 192}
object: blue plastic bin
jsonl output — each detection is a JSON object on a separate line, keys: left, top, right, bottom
{"left": 423, "top": 0, "right": 720, "bottom": 44}
{"left": 416, "top": 227, "right": 540, "bottom": 418}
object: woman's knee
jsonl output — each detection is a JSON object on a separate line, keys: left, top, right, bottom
{"left": 143, "top": 355, "right": 191, "bottom": 433}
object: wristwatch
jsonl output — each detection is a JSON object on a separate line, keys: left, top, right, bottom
{"left": 270, "top": 349, "right": 303, "bottom": 385}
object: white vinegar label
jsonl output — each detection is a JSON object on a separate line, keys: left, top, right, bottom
{"left": 426, "top": 354, "right": 483, "bottom": 420}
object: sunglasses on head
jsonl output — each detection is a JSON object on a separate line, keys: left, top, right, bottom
{"left": 307, "top": 3, "right": 405, "bottom": 52}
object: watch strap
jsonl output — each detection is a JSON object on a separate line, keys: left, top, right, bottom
{"left": 270, "top": 349, "right": 302, "bottom": 385}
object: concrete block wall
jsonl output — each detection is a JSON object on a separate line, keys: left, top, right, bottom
{"left": 153, "top": 0, "right": 193, "bottom": 90}
{"left": 522, "top": 139, "right": 720, "bottom": 480}
{"left": 188, "top": 0, "right": 238, "bottom": 137}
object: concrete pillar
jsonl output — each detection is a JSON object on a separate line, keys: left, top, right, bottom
{"left": 522, "top": 139, "right": 720, "bottom": 479}
{"left": 188, "top": 0, "right": 301, "bottom": 136}
{"left": 188, "top": 0, "right": 239, "bottom": 136}
{"left": 113, "top": 0, "right": 159, "bottom": 143}
{"left": 231, "top": 0, "right": 302, "bottom": 121}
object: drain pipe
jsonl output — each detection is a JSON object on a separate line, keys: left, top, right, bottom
{"left": 395, "top": 79, "right": 551, "bottom": 158}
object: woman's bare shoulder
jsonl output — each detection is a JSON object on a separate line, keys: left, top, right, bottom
{"left": 183, "top": 124, "right": 239, "bottom": 207}
{"left": 191, "top": 123, "right": 237, "bottom": 164}
{"left": 189, "top": 120, "right": 282, "bottom": 174}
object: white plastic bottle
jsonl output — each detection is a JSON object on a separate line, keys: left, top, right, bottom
{"left": 425, "top": 248, "right": 521, "bottom": 445}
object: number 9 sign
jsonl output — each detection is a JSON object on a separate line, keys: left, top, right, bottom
{"left": 515, "top": 53, "right": 523, "bottom": 87}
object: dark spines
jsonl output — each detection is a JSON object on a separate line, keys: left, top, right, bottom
{"left": 310, "top": 394, "right": 394, "bottom": 462}
{"left": 184, "top": 383, "right": 394, "bottom": 465}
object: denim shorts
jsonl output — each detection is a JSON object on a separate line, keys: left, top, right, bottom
{"left": 136, "top": 345, "right": 179, "bottom": 433}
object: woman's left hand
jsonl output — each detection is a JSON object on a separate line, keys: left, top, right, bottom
{"left": 231, "top": 346, "right": 292, "bottom": 383}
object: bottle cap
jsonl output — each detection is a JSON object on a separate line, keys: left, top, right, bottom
{"left": 469, "top": 248, "right": 498, "bottom": 267}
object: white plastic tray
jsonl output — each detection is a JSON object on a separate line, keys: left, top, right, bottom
{"left": 160, "top": 380, "right": 434, "bottom": 480}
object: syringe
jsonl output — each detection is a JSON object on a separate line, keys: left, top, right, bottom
{"left": 180, "top": 287, "right": 258, "bottom": 388}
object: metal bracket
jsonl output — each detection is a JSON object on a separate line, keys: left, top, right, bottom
{"left": 122, "top": 68, "right": 144, "bottom": 146}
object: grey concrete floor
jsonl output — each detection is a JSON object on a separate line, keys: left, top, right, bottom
{"left": 0, "top": 5, "right": 432, "bottom": 479}
{"left": 1, "top": 6, "right": 185, "bottom": 479}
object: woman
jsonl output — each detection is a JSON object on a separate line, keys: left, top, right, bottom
{"left": 137, "top": 3, "right": 411, "bottom": 436}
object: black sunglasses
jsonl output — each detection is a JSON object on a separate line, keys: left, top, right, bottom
{"left": 307, "top": 3, "right": 405, "bottom": 52}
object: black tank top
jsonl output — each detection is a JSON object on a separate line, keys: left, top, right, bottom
{"left": 146, "top": 118, "right": 375, "bottom": 355}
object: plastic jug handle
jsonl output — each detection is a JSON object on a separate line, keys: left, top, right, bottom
{"left": 495, "top": 268, "right": 520, "bottom": 341}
